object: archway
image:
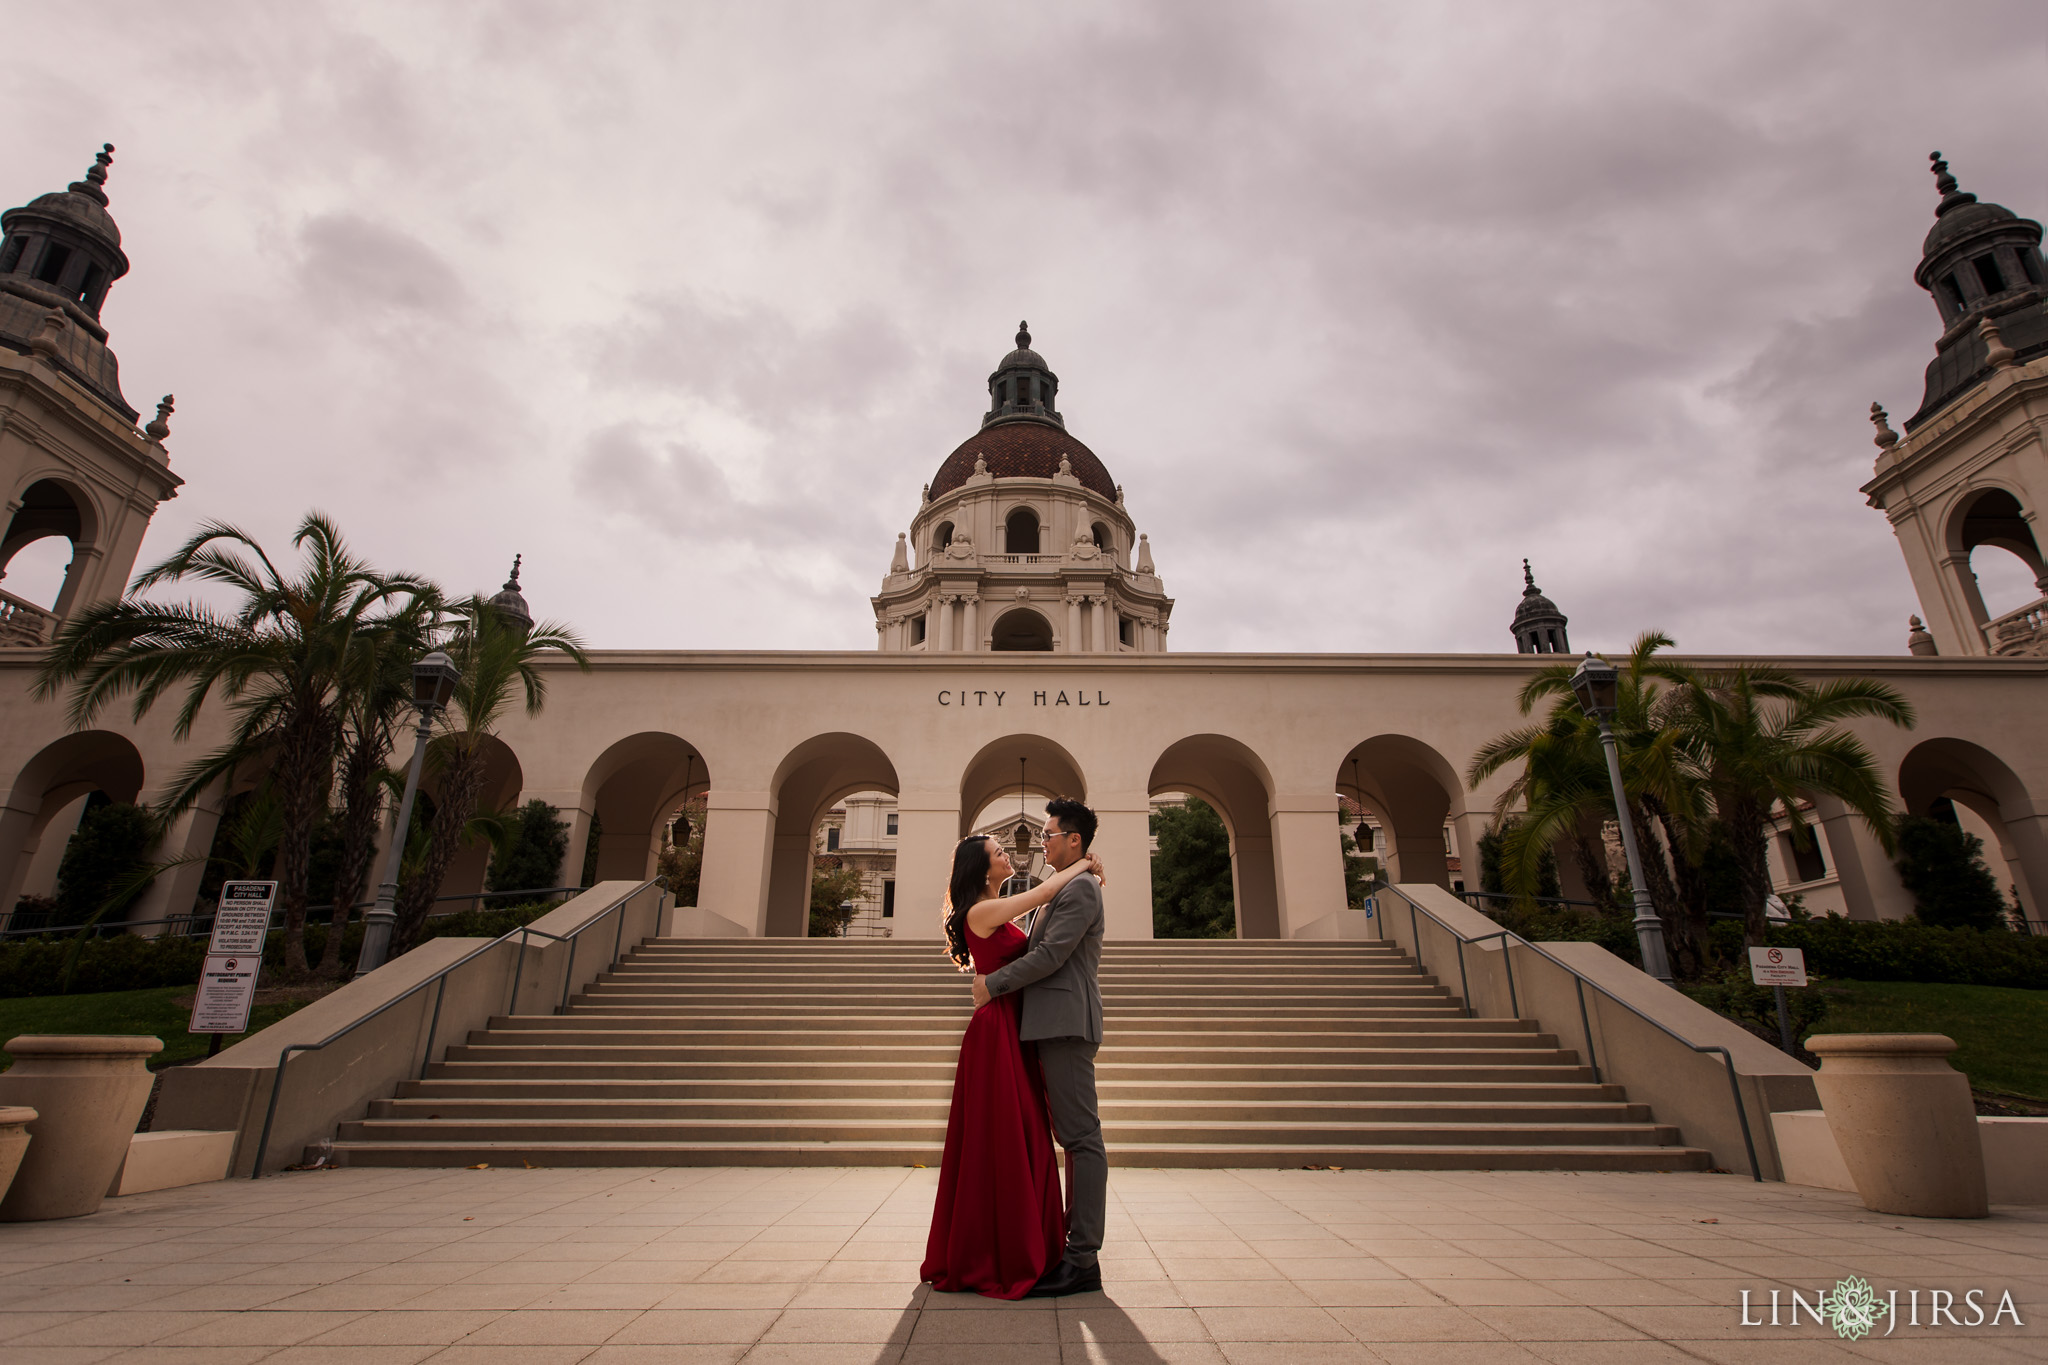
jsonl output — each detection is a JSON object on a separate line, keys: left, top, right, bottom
{"left": 419, "top": 737, "right": 526, "bottom": 905}
{"left": 765, "top": 733, "right": 901, "bottom": 937}
{"left": 959, "top": 735, "right": 1087, "bottom": 841}
{"left": 991, "top": 607, "right": 1054, "bottom": 652}
{"left": 1337, "top": 734, "right": 1467, "bottom": 890}
{"left": 1148, "top": 735, "right": 1280, "bottom": 938}
{"left": 1897, "top": 737, "right": 2047, "bottom": 916}
{"left": 0, "top": 477, "right": 100, "bottom": 639}
{"left": 1945, "top": 486, "right": 2048, "bottom": 632}
{"left": 577, "top": 732, "right": 709, "bottom": 890}
{"left": 1005, "top": 506, "right": 1041, "bottom": 555}
{"left": 0, "top": 730, "right": 146, "bottom": 930}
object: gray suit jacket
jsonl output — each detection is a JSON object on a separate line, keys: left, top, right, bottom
{"left": 985, "top": 872, "right": 1104, "bottom": 1044}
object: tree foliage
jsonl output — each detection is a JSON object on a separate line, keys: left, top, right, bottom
{"left": 485, "top": 800, "right": 571, "bottom": 894}
{"left": 656, "top": 798, "right": 706, "bottom": 907}
{"left": 1152, "top": 797, "right": 1236, "bottom": 939}
{"left": 54, "top": 801, "right": 154, "bottom": 926}
{"left": 1895, "top": 813, "right": 2010, "bottom": 931}
{"left": 809, "top": 858, "right": 865, "bottom": 937}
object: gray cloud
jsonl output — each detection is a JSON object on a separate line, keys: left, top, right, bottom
{"left": 5, "top": 1, "right": 2042, "bottom": 655}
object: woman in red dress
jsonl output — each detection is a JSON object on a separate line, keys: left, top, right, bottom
{"left": 920, "top": 834, "right": 1106, "bottom": 1299}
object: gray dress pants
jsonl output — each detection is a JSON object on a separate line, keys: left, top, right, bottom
{"left": 1035, "top": 1037, "right": 1105, "bottom": 1269}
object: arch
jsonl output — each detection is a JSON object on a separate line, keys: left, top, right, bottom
{"left": 765, "top": 732, "right": 902, "bottom": 937}
{"left": 1336, "top": 734, "right": 1466, "bottom": 890}
{"left": 418, "top": 737, "right": 526, "bottom": 901}
{"left": 576, "top": 732, "right": 709, "bottom": 887}
{"left": 931, "top": 521, "right": 954, "bottom": 562}
{"left": 1, "top": 730, "right": 147, "bottom": 928}
{"left": 1004, "top": 506, "right": 1041, "bottom": 555}
{"left": 1149, "top": 734, "right": 1281, "bottom": 938}
{"left": 1944, "top": 485, "right": 2044, "bottom": 573}
{"left": 991, "top": 607, "right": 1054, "bottom": 652}
{"left": 1897, "top": 737, "right": 2048, "bottom": 916}
{"left": 1090, "top": 521, "right": 1113, "bottom": 554}
{"left": 958, "top": 735, "right": 1086, "bottom": 840}
{"left": 1, "top": 477, "right": 102, "bottom": 573}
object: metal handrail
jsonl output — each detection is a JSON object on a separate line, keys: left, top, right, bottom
{"left": 247, "top": 878, "right": 659, "bottom": 1178}
{"left": 1371, "top": 880, "right": 1762, "bottom": 1182}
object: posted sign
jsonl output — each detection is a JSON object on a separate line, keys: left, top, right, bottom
{"left": 1748, "top": 945, "right": 1808, "bottom": 987}
{"left": 189, "top": 881, "right": 275, "bottom": 1035}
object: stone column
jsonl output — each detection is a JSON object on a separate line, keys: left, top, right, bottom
{"left": 47, "top": 544, "right": 104, "bottom": 623}
{"left": 1939, "top": 551, "right": 1994, "bottom": 651}
{"left": 1092, "top": 596, "right": 1110, "bottom": 653}
{"left": 1091, "top": 799, "right": 1155, "bottom": 940}
{"left": 1270, "top": 794, "right": 1348, "bottom": 938}
{"left": 1066, "top": 596, "right": 1083, "bottom": 653}
{"left": 1229, "top": 828, "right": 1281, "bottom": 938}
{"left": 890, "top": 793, "right": 962, "bottom": 939}
{"left": 961, "top": 595, "right": 978, "bottom": 652}
{"left": 1814, "top": 796, "right": 1915, "bottom": 921}
{"left": 0, "top": 802, "right": 42, "bottom": 932}
{"left": 129, "top": 794, "right": 228, "bottom": 931}
{"left": 696, "top": 791, "right": 777, "bottom": 935}
{"left": 1995, "top": 808, "right": 2048, "bottom": 922}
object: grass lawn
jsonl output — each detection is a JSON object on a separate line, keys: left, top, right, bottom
{"left": 1816, "top": 979, "right": 2048, "bottom": 1105}
{"left": 0, "top": 986, "right": 311, "bottom": 1071}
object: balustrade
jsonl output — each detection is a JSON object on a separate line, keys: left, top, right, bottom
{"left": 1984, "top": 596, "right": 2048, "bottom": 657}
{"left": 0, "top": 590, "right": 56, "bottom": 648}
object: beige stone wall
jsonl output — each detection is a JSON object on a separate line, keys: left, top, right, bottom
{"left": 5, "top": 649, "right": 2044, "bottom": 940}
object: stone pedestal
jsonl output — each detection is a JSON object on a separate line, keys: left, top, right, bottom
{"left": 0, "top": 1036, "right": 162, "bottom": 1221}
{"left": 0, "top": 1105, "right": 34, "bottom": 1206}
{"left": 1808, "top": 1032, "right": 1988, "bottom": 1219}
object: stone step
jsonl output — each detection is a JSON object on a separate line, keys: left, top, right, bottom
{"left": 369, "top": 1097, "right": 1654, "bottom": 1123}
{"left": 330, "top": 1140, "right": 1711, "bottom": 1172}
{"left": 488, "top": 1014, "right": 1528, "bottom": 1035}
{"left": 426, "top": 1060, "right": 1599, "bottom": 1083}
{"left": 394, "top": 1078, "right": 1629, "bottom": 1103}
{"left": 440, "top": 1041, "right": 1568, "bottom": 1066}
{"left": 460, "top": 1028, "right": 1555, "bottom": 1051}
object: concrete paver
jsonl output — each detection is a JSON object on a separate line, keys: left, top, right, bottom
{"left": 0, "top": 1166, "right": 2039, "bottom": 1362}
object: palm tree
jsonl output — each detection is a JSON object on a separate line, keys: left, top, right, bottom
{"left": 1469, "top": 631, "right": 1708, "bottom": 973}
{"left": 35, "top": 515, "right": 432, "bottom": 976}
{"left": 389, "top": 595, "right": 587, "bottom": 952}
{"left": 1659, "top": 663, "right": 1913, "bottom": 947}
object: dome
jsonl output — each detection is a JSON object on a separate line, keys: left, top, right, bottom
{"left": 1511, "top": 589, "right": 1561, "bottom": 629}
{"left": 1923, "top": 197, "right": 2019, "bottom": 257}
{"left": 995, "top": 345, "right": 1046, "bottom": 371}
{"left": 17, "top": 188, "right": 122, "bottom": 248}
{"left": 488, "top": 556, "right": 533, "bottom": 634}
{"left": 929, "top": 420, "right": 1118, "bottom": 501}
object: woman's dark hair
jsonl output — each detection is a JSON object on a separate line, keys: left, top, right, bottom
{"left": 942, "top": 835, "right": 994, "bottom": 970}
{"left": 1044, "top": 795, "right": 1098, "bottom": 850}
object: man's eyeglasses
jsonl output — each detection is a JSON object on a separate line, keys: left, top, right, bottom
{"left": 1040, "top": 828, "right": 1075, "bottom": 845}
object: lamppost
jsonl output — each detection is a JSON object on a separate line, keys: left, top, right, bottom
{"left": 353, "top": 650, "right": 462, "bottom": 978}
{"left": 1570, "top": 652, "right": 1674, "bottom": 984}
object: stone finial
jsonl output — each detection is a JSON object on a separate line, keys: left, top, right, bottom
{"left": 503, "top": 554, "right": 522, "bottom": 591}
{"left": 1016, "top": 320, "right": 1031, "bottom": 350}
{"left": 1136, "top": 532, "right": 1155, "bottom": 575}
{"left": 921, "top": 482, "right": 931, "bottom": 503}
{"left": 1057, "top": 453, "right": 1073, "bottom": 476}
{"left": 144, "top": 394, "right": 174, "bottom": 441}
{"left": 973, "top": 454, "right": 988, "bottom": 475}
{"left": 1907, "top": 615, "right": 1938, "bottom": 657}
{"left": 889, "top": 533, "right": 908, "bottom": 574}
{"left": 1929, "top": 150, "right": 1977, "bottom": 213}
{"left": 1980, "top": 314, "right": 2018, "bottom": 370}
{"left": 1870, "top": 402, "right": 1899, "bottom": 449}
{"left": 29, "top": 308, "right": 66, "bottom": 359}
{"left": 1115, "top": 484, "right": 1124, "bottom": 504}
{"left": 1522, "top": 558, "right": 1536, "bottom": 590}
{"left": 68, "top": 143, "right": 114, "bottom": 205}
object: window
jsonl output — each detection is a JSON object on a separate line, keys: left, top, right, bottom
{"left": 1119, "top": 616, "right": 1135, "bottom": 647}
{"left": 1975, "top": 255, "right": 2007, "bottom": 296}
{"left": 885, "top": 813, "right": 898, "bottom": 835}
{"left": 1782, "top": 832, "right": 1826, "bottom": 883}
{"left": 1092, "top": 522, "right": 1111, "bottom": 551}
{"left": 910, "top": 616, "right": 926, "bottom": 646}
{"left": 33, "top": 243, "right": 71, "bottom": 286}
{"left": 1005, "top": 508, "right": 1040, "bottom": 554}
{"left": 0, "top": 236, "right": 24, "bottom": 273}
{"left": 881, "top": 880, "right": 895, "bottom": 918}
{"left": 2022, "top": 251, "right": 2046, "bottom": 287}
{"left": 826, "top": 827, "right": 840, "bottom": 851}
{"left": 1941, "top": 273, "right": 1967, "bottom": 313}
{"left": 76, "top": 264, "right": 104, "bottom": 306}
{"left": 933, "top": 522, "right": 953, "bottom": 553}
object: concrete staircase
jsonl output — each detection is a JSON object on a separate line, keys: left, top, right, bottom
{"left": 330, "top": 938, "right": 1711, "bottom": 1170}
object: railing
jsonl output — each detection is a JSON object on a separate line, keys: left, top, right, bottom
{"left": 0, "top": 884, "right": 586, "bottom": 941}
{"left": 1984, "top": 596, "right": 2048, "bottom": 657}
{"left": 978, "top": 554, "right": 1065, "bottom": 565}
{"left": 248, "top": 878, "right": 661, "bottom": 1177}
{"left": 0, "top": 588, "right": 57, "bottom": 649}
{"left": 1370, "top": 880, "right": 1762, "bottom": 1182}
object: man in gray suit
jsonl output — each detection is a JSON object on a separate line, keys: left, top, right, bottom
{"left": 971, "top": 795, "right": 1105, "bottom": 1297}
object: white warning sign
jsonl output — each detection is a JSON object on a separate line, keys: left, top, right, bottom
{"left": 1748, "top": 945, "right": 1808, "bottom": 988}
{"left": 190, "top": 954, "right": 262, "bottom": 1034}
{"left": 207, "top": 880, "right": 277, "bottom": 955}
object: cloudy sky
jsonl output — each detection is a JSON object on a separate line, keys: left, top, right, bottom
{"left": 6, "top": 2, "right": 2044, "bottom": 655}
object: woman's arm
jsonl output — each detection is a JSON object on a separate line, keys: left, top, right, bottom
{"left": 964, "top": 853, "right": 1105, "bottom": 936}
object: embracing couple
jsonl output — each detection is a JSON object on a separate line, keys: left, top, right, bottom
{"left": 920, "top": 796, "right": 1107, "bottom": 1300}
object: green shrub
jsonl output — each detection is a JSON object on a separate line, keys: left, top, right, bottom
{"left": 1481, "top": 901, "right": 1643, "bottom": 966}
{"left": 1750, "top": 914, "right": 2048, "bottom": 989}
{"left": 486, "top": 801, "right": 570, "bottom": 894}
{"left": 55, "top": 801, "right": 155, "bottom": 925}
{"left": 1685, "top": 968, "right": 1830, "bottom": 1054}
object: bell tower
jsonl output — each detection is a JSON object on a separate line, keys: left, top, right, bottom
{"left": 1863, "top": 152, "right": 2048, "bottom": 657}
{"left": 0, "top": 144, "right": 180, "bottom": 646}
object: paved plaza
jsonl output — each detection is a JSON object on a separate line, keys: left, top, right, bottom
{"left": 0, "top": 1167, "right": 2041, "bottom": 1363}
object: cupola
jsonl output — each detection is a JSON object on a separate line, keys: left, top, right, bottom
{"left": 0, "top": 144, "right": 138, "bottom": 419}
{"left": 1511, "top": 560, "right": 1570, "bottom": 654}
{"left": 488, "top": 555, "right": 533, "bottom": 636}
{"left": 1904, "top": 152, "right": 2048, "bottom": 431}
{"left": 983, "top": 321, "right": 1063, "bottom": 428}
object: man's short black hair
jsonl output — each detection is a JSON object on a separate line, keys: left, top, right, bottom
{"left": 1043, "top": 796, "right": 1098, "bottom": 851}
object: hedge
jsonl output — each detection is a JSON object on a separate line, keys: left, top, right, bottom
{"left": 0, "top": 900, "right": 562, "bottom": 999}
{"left": 1754, "top": 915, "right": 2048, "bottom": 990}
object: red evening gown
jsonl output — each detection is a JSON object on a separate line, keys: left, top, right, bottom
{"left": 920, "top": 920, "right": 1067, "bottom": 1299}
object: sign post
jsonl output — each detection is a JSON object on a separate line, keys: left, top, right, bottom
{"left": 189, "top": 881, "right": 277, "bottom": 1045}
{"left": 1747, "top": 945, "right": 1808, "bottom": 1054}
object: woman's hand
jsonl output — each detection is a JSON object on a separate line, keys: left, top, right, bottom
{"left": 1085, "top": 852, "right": 1106, "bottom": 887}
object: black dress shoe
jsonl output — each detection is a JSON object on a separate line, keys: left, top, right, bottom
{"left": 1025, "top": 1259, "right": 1103, "bottom": 1298}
